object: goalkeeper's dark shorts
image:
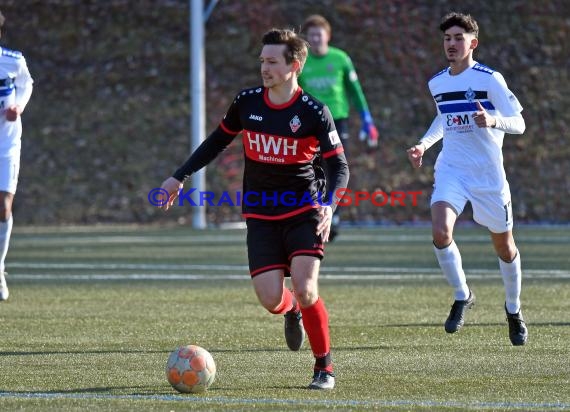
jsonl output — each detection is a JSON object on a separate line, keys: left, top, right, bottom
{"left": 246, "top": 209, "right": 324, "bottom": 278}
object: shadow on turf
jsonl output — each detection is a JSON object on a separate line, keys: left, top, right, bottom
{"left": 379, "top": 321, "right": 570, "bottom": 328}
{"left": 0, "top": 347, "right": 332, "bottom": 357}
{"left": 0, "top": 349, "right": 168, "bottom": 356}
{"left": 4, "top": 387, "right": 169, "bottom": 396}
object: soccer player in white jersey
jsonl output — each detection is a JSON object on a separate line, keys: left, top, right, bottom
{"left": 406, "top": 12, "right": 528, "bottom": 345}
{"left": 0, "top": 10, "right": 34, "bottom": 301}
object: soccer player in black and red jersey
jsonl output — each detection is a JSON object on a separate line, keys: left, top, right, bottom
{"left": 159, "top": 28, "right": 349, "bottom": 390}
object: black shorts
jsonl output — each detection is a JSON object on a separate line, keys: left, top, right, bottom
{"left": 246, "top": 209, "right": 324, "bottom": 278}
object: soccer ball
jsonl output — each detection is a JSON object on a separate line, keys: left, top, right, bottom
{"left": 166, "top": 345, "right": 216, "bottom": 393}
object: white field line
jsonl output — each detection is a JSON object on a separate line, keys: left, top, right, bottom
{"left": 11, "top": 233, "right": 570, "bottom": 245}
{"left": 0, "top": 391, "right": 569, "bottom": 410}
{"left": 7, "top": 262, "right": 570, "bottom": 281}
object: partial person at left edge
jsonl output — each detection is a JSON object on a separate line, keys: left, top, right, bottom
{"left": 0, "top": 9, "right": 34, "bottom": 301}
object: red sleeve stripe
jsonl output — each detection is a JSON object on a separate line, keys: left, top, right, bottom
{"left": 219, "top": 121, "right": 241, "bottom": 136}
{"left": 322, "top": 146, "right": 345, "bottom": 159}
{"left": 242, "top": 204, "right": 317, "bottom": 221}
{"left": 250, "top": 264, "right": 289, "bottom": 278}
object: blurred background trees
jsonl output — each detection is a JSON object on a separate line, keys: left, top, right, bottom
{"left": 2, "top": 0, "right": 568, "bottom": 225}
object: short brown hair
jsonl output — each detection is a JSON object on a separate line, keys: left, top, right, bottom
{"left": 262, "top": 28, "right": 308, "bottom": 73}
{"left": 301, "top": 14, "right": 331, "bottom": 36}
{"left": 0, "top": 10, "right": 5, "bottom": 28}
{"left": 440, "top": 12, "right": 479, "bottom": 38}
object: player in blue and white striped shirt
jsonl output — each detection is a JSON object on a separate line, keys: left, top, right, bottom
{"left": 0, "top": 10, "right": 34, "bottom": 301}
{"left": 407, "top": 12, "right": 528, "bottom": 346}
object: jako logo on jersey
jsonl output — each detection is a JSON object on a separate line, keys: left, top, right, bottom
{"left": 289, "top": 115, "right": 301, "bottom": 133}
{"left": 246, "top": 132, "right": 298, "bottom": 156}
{"left": 447, "top": 114, "right": 470, "bottom": 126}
{"left": 249, "top": 114, "right": 263, "bottom": 121}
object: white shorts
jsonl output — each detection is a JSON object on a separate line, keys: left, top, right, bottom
{"left": 431, "top": 160, "right": 513, "bottom": 233}
{"left": 0, "top": 154, "right": 20, "bottom": 194}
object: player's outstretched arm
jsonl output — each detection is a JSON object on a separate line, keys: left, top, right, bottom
{"left": 342, "top": 55, "right": 379, "bottom": 149}
{"left": 406, "top": 144, "right": 425, "bottom": 169}
{"left": 408, "top": 115, "right": 442, "bottom": 168}
{"left": 160, "top": 177, "right": 183, "bottom": 211}
{"left": 158, "top": 126, "right": 238, "bottom": 211}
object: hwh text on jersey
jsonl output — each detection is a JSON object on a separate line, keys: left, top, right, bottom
{"left": 246, "top": 132, "right": 298, "bottom": 156}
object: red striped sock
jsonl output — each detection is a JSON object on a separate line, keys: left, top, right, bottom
{"left": 300, "top": 297, "right": 333, "bottom": 371}
{"left": 268, "top": 288, "right": 294, "bottom": 315}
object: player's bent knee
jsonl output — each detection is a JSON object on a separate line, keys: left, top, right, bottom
{"left": 432, "top": 228, "right": 452, "bottom": 248}
{"left": 498, "top": 245, "right": 518, "bottom": 263}
{"left": 263, "top": 299, "right": 284, "bottom": 313}
{"left": 294, "top": 287, "right": 318, "bottom": 308}
{"left": 256, "top": 291, "right": 284, "bottom": 313}
{"left": 492, "top": 235, "right": 518, "bottom": 262}
{"left": 0, "top": 207, "right": 11, "bottom": 222}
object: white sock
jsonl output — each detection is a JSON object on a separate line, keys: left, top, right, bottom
{"left": 499, "top": 251, "right": 521, "bottom": 314}
{"left": 434, "top": 241, "right": 469, "bottom": 300}
{"left": 0, "top": 215, "right": 13, "bottom": 274}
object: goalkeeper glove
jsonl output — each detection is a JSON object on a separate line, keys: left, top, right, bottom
{"left": 358, "top": 110, "right": 379, "bottom": 148}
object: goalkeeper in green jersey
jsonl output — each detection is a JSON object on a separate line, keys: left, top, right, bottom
{"left": 299, "top": 14, "right": 379, "bottom": 152}
{"left": 299, "top": 14, "right": 379, "bottom": 240}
